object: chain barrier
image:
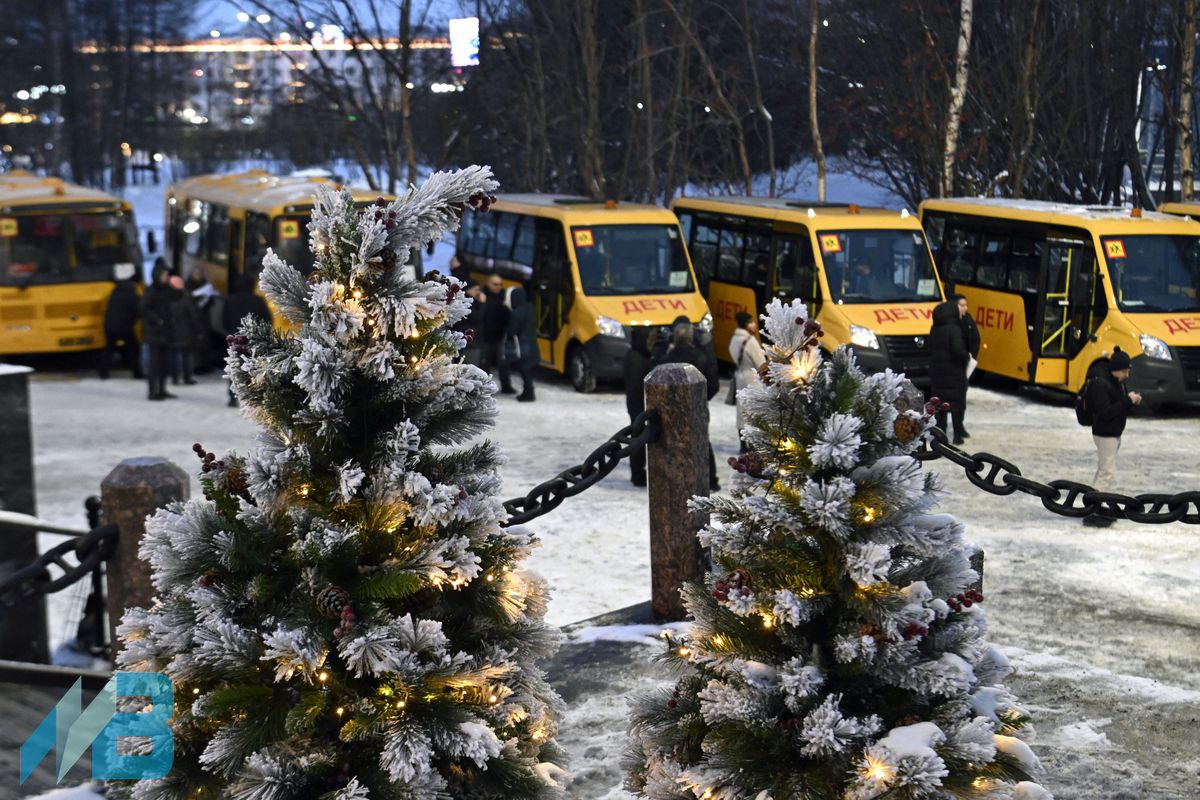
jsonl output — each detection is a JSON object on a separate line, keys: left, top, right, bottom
{"left": 502, "top": 410, "right": 660, "bottom": 526}
{"left": 915, "top": 427, "right": 1200, "bottom": 524}
{"left": 0, "top": 522, "right": 117, "bottom": 608}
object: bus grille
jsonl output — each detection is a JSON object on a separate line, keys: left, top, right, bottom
{"left": 44, "top": 301, "right": 103, "bottom": 319}
{"left": 881, "top": 335, "right": 930, "bottom": 380}
{"left": 1176, "top": 346, "right": 1200, "bottom": 390}
{"left": 0, "top": 304, "right": 37, "bottom": 321}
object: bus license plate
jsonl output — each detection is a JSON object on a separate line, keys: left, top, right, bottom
{"left": 58, "top": 336, "right": 94, "bottom": 347}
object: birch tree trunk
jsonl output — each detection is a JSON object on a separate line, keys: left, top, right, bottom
{"left": 1180, "top": 0, "right": 1197, "bottom": 201}
{"left": 809, "top": 0, "right": 825, "bottom": 202}
{"left": 941, "top": 0, "right": 974, "bottom": 197}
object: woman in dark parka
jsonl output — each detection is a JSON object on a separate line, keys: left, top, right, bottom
{"left": 926, "top": 300, "right": 969, "bottom": 444}
{"left": 505, "top": 286, "right": 538, "bottom": 402}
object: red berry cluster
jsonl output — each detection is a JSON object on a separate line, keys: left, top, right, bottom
{"left": 464, "top": 328, "right": 475, "bottom": 345}
{"left": 727, "top": 451, "right": 765, "bottom": 478}
{"left": 901, "top": 622, "right": 928, "bottom": 641}
{"left": 667, "top": 686, "right": 681, "bottom": 709}
{"left": 710, "top": 569, "right": 753, "bottom": 603}
{"left": 333, "top": 605, "right": 357, "bottom": 639}
{"left": 372, "top": 197, "right": 398, "bottom": 229}
{"left": 948, "top": 589, "right": 983, "bottom": 612}
{"left": 924, "top": 396, "right": 951, "bottom": 414}
{"left": 192, "top": 443, "right": 225, "bottom": 474}
{"left": 226, "top": 333, "right": 250, "bottom": 358}
{"left": 468, "top": 192, "right": 497, "bottom": 213}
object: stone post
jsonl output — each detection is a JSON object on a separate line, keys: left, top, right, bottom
{"left": 0, "top": 364, "right": 47, "bottom": 662}
{"left": 645, "top": 363, "right": 710, "bottom": 620}
{"left": 101, "top": 457, "right": 188, "bottom": 663}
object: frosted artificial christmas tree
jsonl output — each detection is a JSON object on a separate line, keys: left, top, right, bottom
{"left": 625, "top": 300, "right": 1050, "bottom": 800}
{"left": 115, "top": 168, "right": 566, "bottom": 800}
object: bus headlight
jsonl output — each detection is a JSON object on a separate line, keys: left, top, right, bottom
{"left": 1139, "top": 333, "right": 1172, "bottom": 361}
{"left": 697, "top": 312, "right": 713, "bottom": 333}
{"left": 597, "top": 315, "right": 626, "bottom": 338}
{"left": 850, "top": 324, "right": 880, "bottom": 349}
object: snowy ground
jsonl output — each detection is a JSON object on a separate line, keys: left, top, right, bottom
{"left": 17, "top": 363, "right": 1200, "bottom": 798}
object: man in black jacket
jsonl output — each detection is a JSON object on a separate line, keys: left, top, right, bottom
{"left": 478, "top": 273, "right": 514, "bottom": 394}
{"left": 655, "top": 316, "right": 721, "bottom": 490}
{"left": 1084, "top": 347, "right": 1141, "bottom": 526}
{"left": 99, "top": 275, "right": 143, "bottom": 379}
{"left": 140, "top": 263, "right": 178, "bottom": 401}
{"left": 951, "top": 293, "right": 980, "bottom": 438}
{"left": 925, "top": 301, "right": 969, "bottom": 444}
{"left": 623, "top": 326, "right": 654, "bottom": 487}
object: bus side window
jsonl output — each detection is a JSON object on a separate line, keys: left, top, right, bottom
{"left": 244, "top": 213, "right": 271, "bottom": 277}
{"left": 924, "top": 215, "right": 946, "bottom": 256}
{"left": 207, "top": 204, "right": 230, "bottom": 266}
{"left": 534, "top": 218, "right": 571, "bottom": 314}
{"left": 1008, "top": 237, "right": 1040, "bottom": 292}
{"left": 468, "top": 212, "right": 497, "bottom": 258}
{"left": 690, "top": 215, "right": 720, "bottom": 287}
{"left": 678, "top": 212, "right": 693, "bottom": 246}
{"left": 512, "top": 215, "right": 535, "bottom": 269}
{"left": 184, "top": 200, "right": 205, "bottom": 258}
{"left": 493, "top": 212, "right": 518, "bottom": 262}
{"left": 943, "top": 226, "right": 979, "bottom": 284}
{"left": 717, "top": 223, "right": 746, "bottom": 282}
{"left": 976, "top": 234, "right": 1010, "bottom": 289}
{"left": 772, "top": 235, "right": 817, "bottom": 302}
{"left": 742, "top": 225, "right": 771, "bottom": 288}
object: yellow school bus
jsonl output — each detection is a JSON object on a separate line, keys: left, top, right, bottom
{"left": 0, "top": 172, "right": 141, "bottom": 355}
{"left": 454, "top": 195, "right": 710, "bottom": 392}
{"left": 165, "top": 170, "right": 392, "bottom": 297}
{"left": 922, "top": 198, "right": 1200, "bottom": 402}
{"left": 671, "top": 197, "right": 943, "bottom": 382}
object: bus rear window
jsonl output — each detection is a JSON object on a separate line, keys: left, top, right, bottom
{"left": 571, "top": 224, "right": 693, "bottom": 296}
{"left": 0, "top": 212, "right": 137, "bottom": 285}
{"left": 1102, "top": 235, "right": 1200, "bottom": 313}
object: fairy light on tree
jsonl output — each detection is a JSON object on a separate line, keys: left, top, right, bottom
{"left": 624, "top": 299, "right": 1052, "bottom": 800}
{"left": 113, "top": 168, "right": 565, "bottom": 800}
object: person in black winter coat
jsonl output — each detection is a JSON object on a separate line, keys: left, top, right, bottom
{"left": 951, "top": 293, "right": 981, "bottom": 438}
{"left": 222, "top": 272, "right": 273, "bottom": 407}
{"left": 99, "top": 275, "right": 143, "bottom": 379}
{"left": 140, "top": 263, "right": 178, "bottom": 401}
{"left": 1083, "top": 347, "right": 1142, "bottom": 527}
{"left": 623, "top": 326, "right": 654, "bottom": 487}
{"left": 169, "top": 274, "right": 201, "bottom": 385}
{"left": 925, "top": 300, "right": 969, "bottom": 444}
{"left": 504, "top": 286, "right": 538, "bottom": 402}
{"left": 479, "top": 274, "right": 514, "bottom": 393}
{"left": 655, "top": 316, "right": 721, "bottom": 490}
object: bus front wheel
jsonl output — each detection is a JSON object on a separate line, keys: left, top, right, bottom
{"left": 569, "top": 345, "right": 597, "bottom": 393}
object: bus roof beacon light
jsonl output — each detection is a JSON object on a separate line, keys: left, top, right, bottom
{"left": 1131, "top": 207, "right": 1143, "bottom": 218}
{"left": 807, "top": 208, "right": 816, "bottom": 218}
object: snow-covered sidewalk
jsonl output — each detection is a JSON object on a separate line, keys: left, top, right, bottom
{"left": 22, "top": 369, "right": 1200, "bottom": 798}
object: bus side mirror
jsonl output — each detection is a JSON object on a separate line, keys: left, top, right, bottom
{"left": 1089, "top": 333, "right": 1099, "bottom": 343}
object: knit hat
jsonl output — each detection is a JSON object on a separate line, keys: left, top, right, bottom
{"left": 1109, "top": 347, "right": 1131, "bottom": 371}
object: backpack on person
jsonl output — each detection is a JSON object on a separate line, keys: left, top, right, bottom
{"left": 1074, "top": 357, "right": 1110, "bottom": 426}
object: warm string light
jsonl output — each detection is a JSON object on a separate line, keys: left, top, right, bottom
{"left": 862, "top": 755, "right": 895, "bottom": 784}
{"left": 192, "top": 687, "right": 200, "bottom": 695}
{"left": 761, "top": 613, "right": 775, "bottom": 630}
{"left": 335, "top": 706, "right": 345, "bottom": 716}
{"left": 318, "top": 671, "right": 330, "bottom": 683}
{"left": 861, "top": 507, "right": 877, "bottom": 523}
{"left": 677, "top": 646, "right": 691, "bottom": 657}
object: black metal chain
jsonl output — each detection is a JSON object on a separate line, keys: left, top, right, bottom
{"left": 915, "top": 427, "right": 1200, "bottom": 524}
{"left": 502, "top": 410, "right": 660, "bottom": 526}
{"left": 0, "top": 523, "right": 118, "bottom": 608}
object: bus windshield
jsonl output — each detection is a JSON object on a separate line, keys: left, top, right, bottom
{"left": 820, "top": 228, "right": 940, "bottom": 304}
{"left": 571, "top": 224, "right": 693, "bottom": 295}
{"left": 0, "top": 212, "right": 137, "bottom": 286}
{"left": 273, "top": 215, "right": 316, "bottom": 276}
{"left": 1102, "top": 235, "right": 1200, "bottom": 313}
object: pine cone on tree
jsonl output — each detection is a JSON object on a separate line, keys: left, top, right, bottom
{"left": 893, "top": 413, "right": 923, "bottom": 444}
{"left": 315, "top": 585, "right": 351, "bottom": 619}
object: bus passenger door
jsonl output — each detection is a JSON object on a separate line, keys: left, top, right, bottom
{"left": 228, "top": 217, "right": 244, "bottom": 292}
{"left": 532, "top": 218, "right": 568, "bottom": 365}
{"left": 1034, "top": 238, "right": 1095, "bottom": 385}
{"left": 771, "top": 232, "right": 817, "bottom": 318}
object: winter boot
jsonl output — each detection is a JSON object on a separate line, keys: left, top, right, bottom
{"left": 516, "top": 385, "right": 535, "bottom": 402}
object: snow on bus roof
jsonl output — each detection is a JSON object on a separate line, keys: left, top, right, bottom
{"left": 169, "top": 170, "right": 383, "bottom": 213}
{"left": 0, "top": 172, "right": 125, "bottom": 209}
{"left": 927, "top": 196, "right": 1186, "bottom": 223}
